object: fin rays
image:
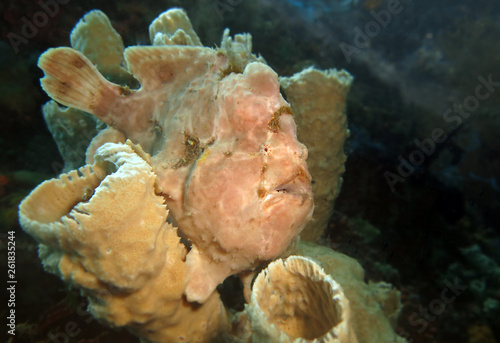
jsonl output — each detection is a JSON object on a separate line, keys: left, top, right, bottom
{"left": 124, "top": 45, "right": 219, "bottom": 91}
{"left": 38, "top": 47, "right": 121, "bottom": 116}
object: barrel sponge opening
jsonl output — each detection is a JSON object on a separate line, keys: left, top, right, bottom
{"left": 247, "top": 256, "right": 356, "bottom": 342}
{"left": 19, "top": 162, "right": 111, "bottom": 226}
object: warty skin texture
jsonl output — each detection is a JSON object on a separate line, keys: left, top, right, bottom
{"left": 37, "top": 41, "right": 313, "bottom": 303}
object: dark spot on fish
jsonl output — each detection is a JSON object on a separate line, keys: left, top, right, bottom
{"left": 216, "top": 51, "right": 241, "bottom": 79}
{"left": 295, "top": 167, "right": 309, "bottom": 182}
{"left": 151, "top": 119, "right": 162, "bottom": 133}
{"left": 72, "top": 55, "right": 87, "bottom": 69}
{"left": 57, "top": 81, "right": 69, "bottom": 96}
{"left": 257, "top": 187, "right": 266, "bottom": 198}
{"left": 156, "top": 65, "right": 175, "bottom": 83}
{"left": 120, "top": 85, "right": 132, "bottom": 96}
{"left": 219, "top": 62, "right": 243, "bottom": 79}
{"left": 261, "top": 144, "right": 273, "bottom": 155}
{"left": 268, "top": 105, "right": 293, "bottom": 133}
{"left": 261, "top": 163, "right": 268, "bottom": 174}
{"left": 173, "top": 134, "right": 203, "bottom": 169}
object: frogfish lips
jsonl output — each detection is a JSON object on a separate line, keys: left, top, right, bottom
{"left": 258, "top": 167, "right": 314, "bottom": 259}
{"left": 262, "top": 168, "right": 313, "bottom": 210}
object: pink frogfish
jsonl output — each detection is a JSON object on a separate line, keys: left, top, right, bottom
{"left": 37, "top": 12, "right": 313, "bottom": 303}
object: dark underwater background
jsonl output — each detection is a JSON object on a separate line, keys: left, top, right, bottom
{"left": 1, "top": 0, "right": 499, "bottom": 342}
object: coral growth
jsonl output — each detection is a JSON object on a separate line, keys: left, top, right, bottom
{"left": 18, "top": 8, "right": 405, "bottom": 342}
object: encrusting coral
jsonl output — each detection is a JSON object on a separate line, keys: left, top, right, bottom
{"left": 19, "top": 7, "right": 406, "bottom": 343}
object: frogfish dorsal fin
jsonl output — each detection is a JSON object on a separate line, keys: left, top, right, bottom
{"left": 123, "top": 46, "right": 226, "bottom": 91}
{"left": 38, "top": 47, "right": 124, "bottom": 118}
